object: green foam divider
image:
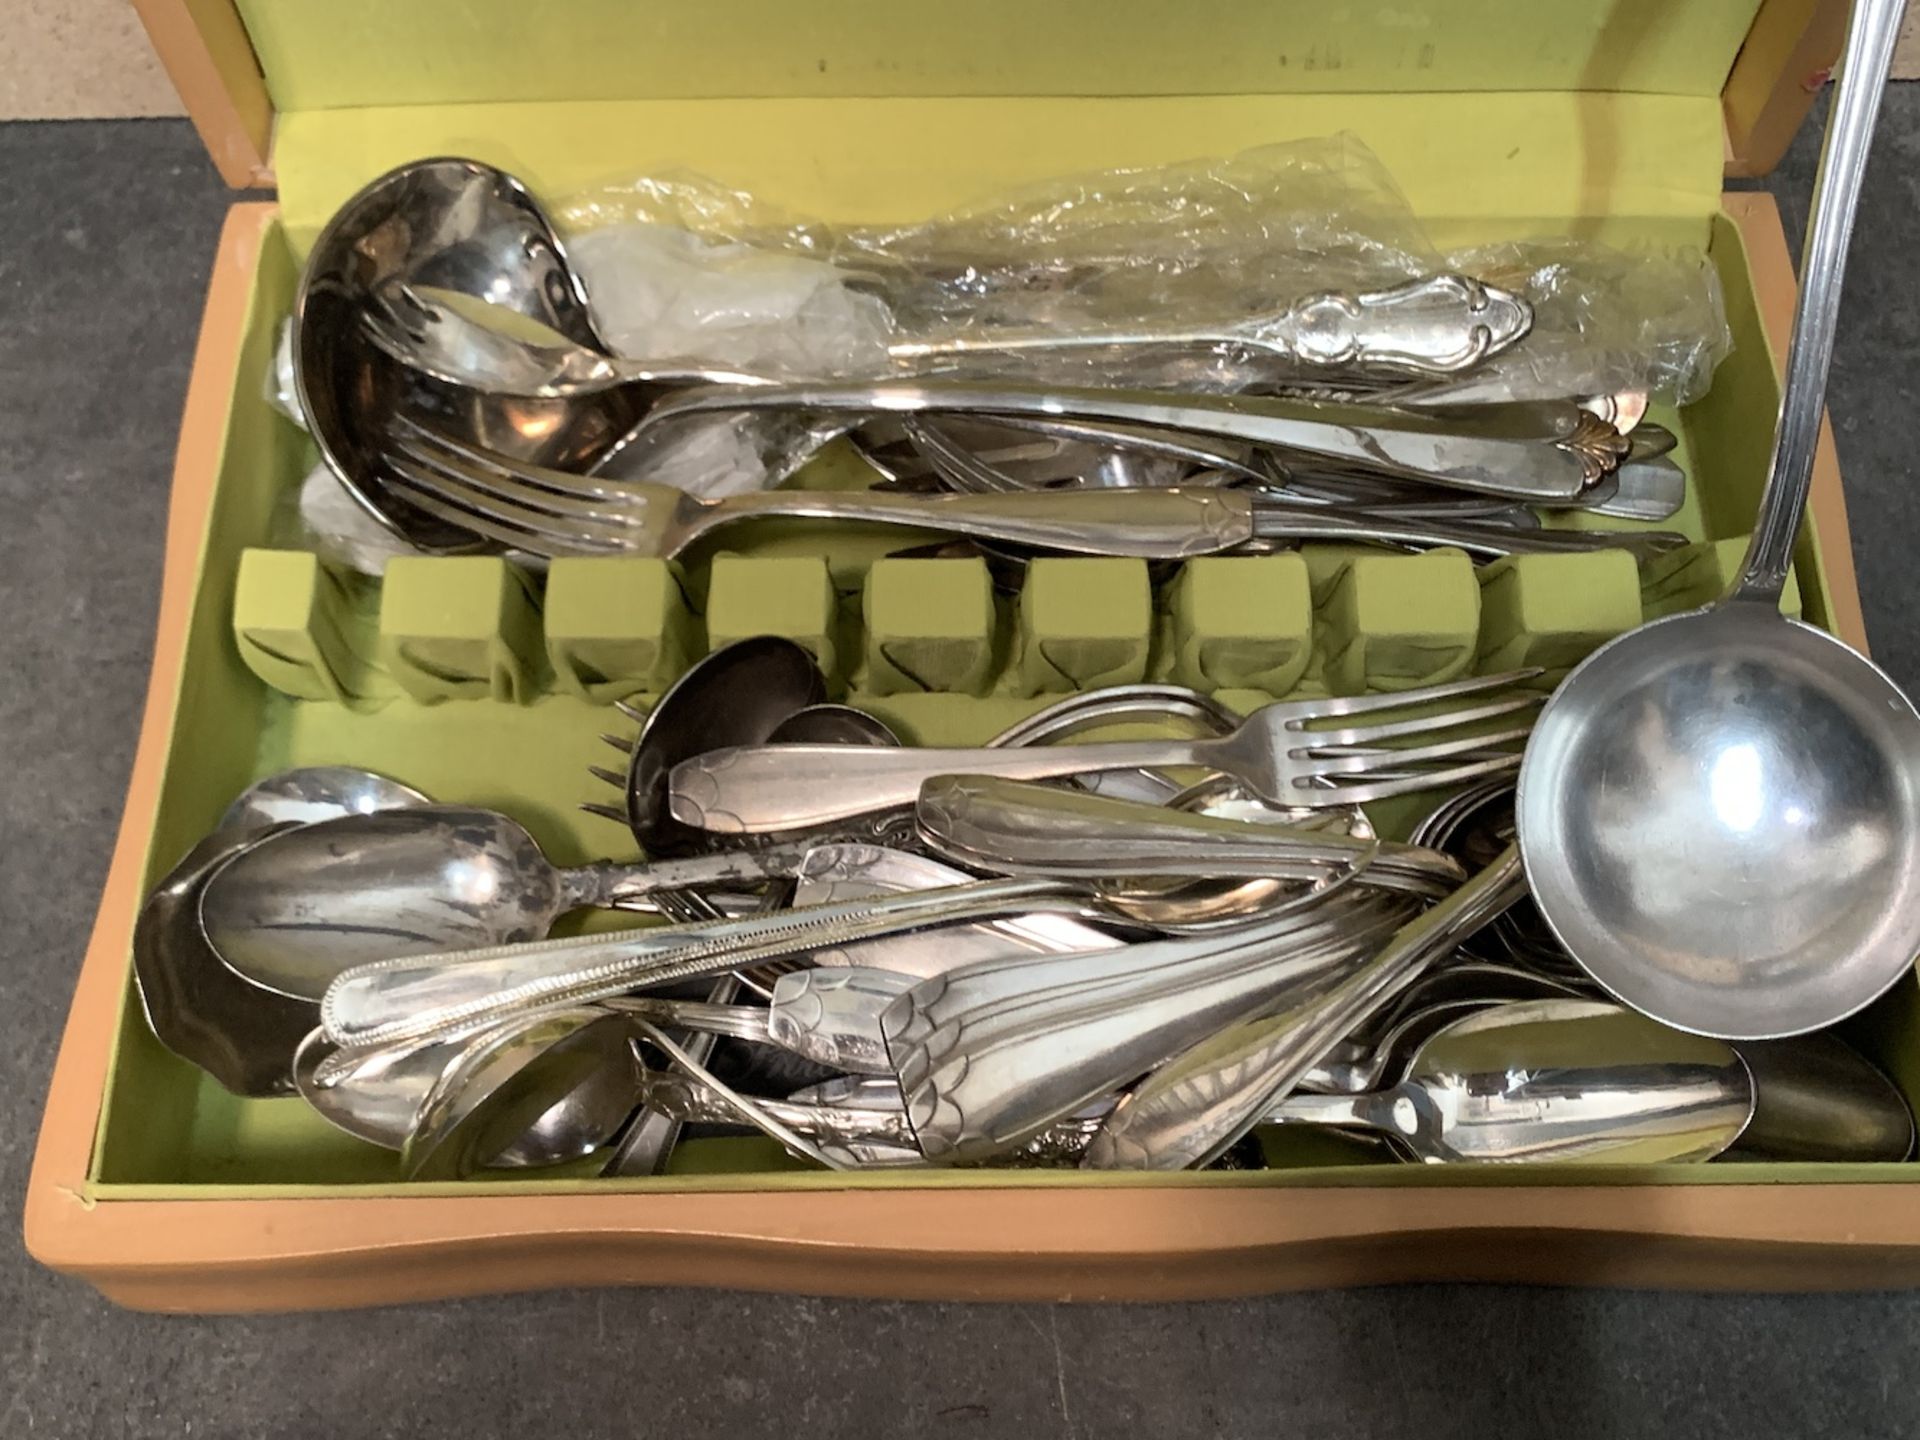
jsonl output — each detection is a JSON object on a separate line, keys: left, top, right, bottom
{"left": 1477, "top": 551, "right": 1645, "bottom": 683}
{"left": 1320, "top": 550, "right": 1482, "bottom": 695}
{"left": 543, "top": 557, "right": 694, "bottom": 702}
{"left": 1165, "top": 554, "right": 1315, "bottom": 694}
{"left": 1642, "top": 533, "right": 1804, "bottom": 619}
{"left": 861, "top": 556, "right": 999, "bottom": 696}
{"left": 230, "top": 545, "right": 1676, "bottom": 711}
{"left": 1017, "top": 557, "right": 1153, "bottom": 694}
{"left": 232, "top": 548, "right": 359, "bottom": 702}
{"left": 378, "top": 555, "right": 544, "bottom": 704}
{"left": 704, "top": 553, "right": 841, "bottom": 683}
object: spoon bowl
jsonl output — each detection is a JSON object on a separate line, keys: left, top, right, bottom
{"left": 217, "top": 766, "right": 430, "bottom": 834}
{"left": 202, "top": 805, "right": 595, "bottom": 999}
{"left": 624, "top": 635, "right": 827, "bottom": 857}
{"left": 767, "top": 704, "right": 901, "bottom": 747}
{"left": 134, "top": 826, "right": 320, "bottom": 1097}
{"left": 403, "top": 1007, "right": 640, "bottom": 1180}
{"left": 1520, "top": 606, "right": 1920, "bottom": 1039}
{"left": 1730, "top": 1031, "right": 1916, "bottom": 1162}
{"left": 1269, "top": 998, "right": 1754, "bottom": 1163}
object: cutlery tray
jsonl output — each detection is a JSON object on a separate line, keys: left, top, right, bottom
{"left": 33, "top": 0, "right": 1918, "bottom": 1307}
{"left": 33, "top": 195, "right": 1920, "bottom": 1306}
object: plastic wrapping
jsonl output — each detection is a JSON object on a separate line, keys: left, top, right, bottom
{"left": 556, "top": 135, "right": 1731, "bottom": 404}
{"left": 285, "top": 136, "right": 1733, "bottom": 544}
{"left": 564, "top": 223, "right": 895, "bottom": 380}
{"left": 1424, "top": 238, "right": 1730, "bottom": 407}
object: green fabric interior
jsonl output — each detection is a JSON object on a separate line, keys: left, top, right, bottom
{"left": 85, "top": 203, "right": 1916, "bottom": 1196}
{"left": 235, "top": 0, "right": 1765, "bottom": 113}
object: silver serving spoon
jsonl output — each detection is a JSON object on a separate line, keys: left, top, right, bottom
{"left": 1260, "top": 999, "right": 1753, "bottom": 1164}
{"left": 1516, "top": 0, "right": 1920, "bottom": 1041}
{"left": 200, "top": 804, "right": 815, "bottom": 1001}
{"left": 210, "top": 638, "right": 836, "bottom": 1004}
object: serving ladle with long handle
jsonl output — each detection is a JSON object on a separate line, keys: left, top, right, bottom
{"left": 1516, "top": 0, "right": 1920, "bottom": 1041}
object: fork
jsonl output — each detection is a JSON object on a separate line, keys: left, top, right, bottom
{"left": 383, "top": 423, "right": 1687, "bottom": 562}
{"left": 666, "top": 669, "right": 1543, "bottom": 834}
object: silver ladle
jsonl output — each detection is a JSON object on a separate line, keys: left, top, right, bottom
{"left": 293, "top": 157, "right": 652, "bottom": 554}
{"left": 1516, "top": 0, "right": 1920, "bottom": 1041}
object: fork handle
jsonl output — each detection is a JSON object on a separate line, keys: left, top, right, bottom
{"left": 668, "top": 738, "right": 1219, "bottom": 835}
{"left": 699, "top": 485, "right": 1255, "bottom": 560}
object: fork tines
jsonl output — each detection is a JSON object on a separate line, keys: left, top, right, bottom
{"left": 382, "top": 420, "right": 641, "bottom": 556}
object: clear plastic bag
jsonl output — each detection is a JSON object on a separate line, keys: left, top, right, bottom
{"left": 556, "top": 134, "right": 1731, "bottom": 404}
{"left": 287, "top": 133, "right": 1732, "bottom": 545}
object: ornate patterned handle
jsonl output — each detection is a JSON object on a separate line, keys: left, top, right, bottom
{"left": 880, "top": 922, "right": 1369, "bottom": 1165}
{"left": 319, "top": 873, "right": 1069, "bottom": 1049}
{"left": 1270, "top": 275, "right": 1532, "bottom": 373}
{"left": 886, "top": 274, "right": 1532, "bottom": 378}
{"left": 764, "top": 966, "right": 912, "bottom": 1075}
{"left": 668, "top": 738, "right": 1215, "bottom": 836}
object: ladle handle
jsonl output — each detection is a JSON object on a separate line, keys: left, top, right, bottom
{"left": 1731, "top": 0, "right": 1903, "bottom": 606}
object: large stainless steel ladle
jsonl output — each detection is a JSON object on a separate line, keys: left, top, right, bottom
{"left": 1517, "top": 0, "right": 1920, "bottom": 1041}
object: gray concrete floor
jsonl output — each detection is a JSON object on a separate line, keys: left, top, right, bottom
{"left": 3, "top": 103, "right": 1920, "bottom": 1438}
